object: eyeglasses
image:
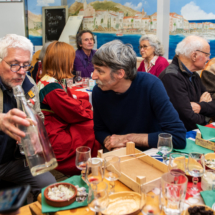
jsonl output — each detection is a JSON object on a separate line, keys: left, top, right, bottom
{"left": 139, "top": 45, "right": 151, "bottom": 50}
{"left": 196, "top": 50, "right": 211, "bottom": 58}
{"left": 0, "top": 58, "right": 32, "bottom": 73}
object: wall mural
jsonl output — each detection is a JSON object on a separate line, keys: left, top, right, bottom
{"left": 27, "top": 0, "right": 215, "bottom": 59}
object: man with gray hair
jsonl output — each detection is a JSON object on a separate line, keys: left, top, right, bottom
{"left": 0, "top": 34, "right": 56, "bottom": 200}
{"left": 92, "top": 40, "right": 186, "bottom": 151}
{"left": 159, "top": 35, "right": 215, "bottom": 131}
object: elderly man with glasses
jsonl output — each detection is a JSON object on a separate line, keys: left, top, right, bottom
{"left": 159, "top": 35, "right": 215, "bottom": 131}
{"left": 0, "top": 34, "right": 56, "bottom": 200}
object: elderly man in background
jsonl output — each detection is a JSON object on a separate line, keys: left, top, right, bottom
{"left": 73, "top": 30, "right": 96, "bottom": 77}
{"left": 0, "top": 34, "right": 56, "bottom": 200}
{"left": 92, "top": 40, "right": 186, "bottom": 151}
{"left": 159, "top": 35, "right": 215, "bottom": 131}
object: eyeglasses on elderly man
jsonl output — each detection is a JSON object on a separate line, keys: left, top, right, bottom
{"left": 0, "top": 57, "right": 32, "bottom": 73}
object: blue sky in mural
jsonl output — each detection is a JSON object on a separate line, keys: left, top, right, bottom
{"left": 28, "top": 0, "right": 215, "bottom": 19}
{"left": 171, "top": 0, "right": 215, "bottom": 20}
{"left": 28, "top": 0, "right": 61, "bottom": 15}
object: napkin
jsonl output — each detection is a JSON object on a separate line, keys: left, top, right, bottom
{"left": 200, "top": 190, "right": 215, "bottom": 208}
{"left": 173, "top": 138, "right": 213, "bottom": 154}
{"left": 197, "top": 124, "right": 215, "bottom": 142}
{"left": 41, "top": 175, "right": 88, "bottom": 213}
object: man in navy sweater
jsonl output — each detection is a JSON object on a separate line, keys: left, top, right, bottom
{"left": 92, "top": 40, "right": 186, "bottom": 151}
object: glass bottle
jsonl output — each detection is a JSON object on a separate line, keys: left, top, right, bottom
{"left": 13, "top": 85, "right": 58, "bottom": 176}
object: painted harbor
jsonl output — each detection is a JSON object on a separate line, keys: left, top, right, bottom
{"left": 29, "top": 33, "right": 215, "bottom": 60}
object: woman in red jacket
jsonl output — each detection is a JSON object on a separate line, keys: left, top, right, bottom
{"left": 37, "top": 41, "right": 100, "bottom": 176}
{"left": 138, "top": 34, "right": 169, "bottom": 77}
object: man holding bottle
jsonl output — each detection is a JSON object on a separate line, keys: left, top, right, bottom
{"left": 0, "top": 34, "right": 56, "bottom": 201}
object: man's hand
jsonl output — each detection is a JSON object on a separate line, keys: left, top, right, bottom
{"left": 190, "top": 102, "right": 201, "bottom": 114}
{"left": 200, "top": 92, "right": 212, "bottom": 103}
{"left": 104, "top": 133, "right": 149, "bottom": 151}
{"left": 0, "top": 109, "right": 30, "bottom": 142}
{"left": 104, "top": 134, "right": 128, "bottom": 151}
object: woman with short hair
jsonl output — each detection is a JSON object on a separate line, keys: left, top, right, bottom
{"left": 37, "top": 41, "right": 100, "bottom": 176}
{"left": 138, "top": 34, "right": 169, "bottom": 77}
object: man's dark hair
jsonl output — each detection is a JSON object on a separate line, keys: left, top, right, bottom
{"left": 76, "top": 30, "right": 95, "bottom": 50}
{"left": 92, "top": 40, "right": 137, "bottom": 81}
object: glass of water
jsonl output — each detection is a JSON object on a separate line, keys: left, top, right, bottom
{"left": 140, "top": 184, "right": 161, "bottom": 215}
{"left": 104, "top": 155, "right": 121, "bottom": 194}
{"left": 188, "top": 152, "right": 205, "bottom": 194}
{"left": 161, "top": 172, "right": 188, "bottom": 215}
{"left": 88, "top": 181, "right": 109, "bottom": 214}
{"left": 157, "top": 133, "right": 173, "bottom": 164}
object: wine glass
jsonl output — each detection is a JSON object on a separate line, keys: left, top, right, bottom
{"left": 75, "top": 146, "right": 91, "bottom": 177}
{"left": 88, "top": 181, "right": 109, "bottom": 214}
{"left": 104, "top": 155, "right": 121, "bottom": 194}
{"left": 85, "top": 158, "right": 103, "bottom": 189}
{"left": 188, "top": 152, "right": 205, "bottom": 194}
{"left": 157, "top": 133, "right": 173, "bottom": 164}
{"left": 140, "top": 184, "right": 161, "bottom": 215}
{"left": 168, "top": 153, "right": 188, "bottom": 175}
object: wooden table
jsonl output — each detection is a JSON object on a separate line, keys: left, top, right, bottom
{"left": 19, "top": 177, "right": 165, "bottom": 215}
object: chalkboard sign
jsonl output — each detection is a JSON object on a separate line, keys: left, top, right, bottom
{"left": 42, "top": 6, "right": 68, "bottom": 45}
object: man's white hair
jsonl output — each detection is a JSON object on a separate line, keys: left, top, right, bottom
{"left": 0, "top": 34, "right": 33, "bottom": 61}
{"left": 175, "top": 35, "right": 208, "bottom": 58}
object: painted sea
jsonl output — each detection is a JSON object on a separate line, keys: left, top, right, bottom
{"left": 29, "top": 33, "right": 215, "bottom": 59}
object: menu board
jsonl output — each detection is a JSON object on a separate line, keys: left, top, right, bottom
{"left": 42, "top": 6, "right": 68, "bottom": 45}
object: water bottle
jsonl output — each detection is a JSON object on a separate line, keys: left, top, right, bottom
{"left": 13, "top": 85, "right": 58, "bottom": 176}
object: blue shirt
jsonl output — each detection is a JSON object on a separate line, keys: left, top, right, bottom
{"left": 92, "top": 72, "right": 186, "bottom": 150}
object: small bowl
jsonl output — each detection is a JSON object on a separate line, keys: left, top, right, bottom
{"left": 44, "top": 182, "right": 77, "bottom": 207}
{"left": 205, "top": 153, "right": 215, "bottom": 170}
{"left": 182, "top": 204, "right": 215, "bottom": 215}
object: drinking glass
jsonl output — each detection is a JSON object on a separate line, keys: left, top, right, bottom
{"left": 188, "top": 152, "right": 205, "bottom": 194}
{"left": 88, "top": 181, "right": 109, "bottom": 214}
{"left": 140, "top": 184, "right": 161, "bottom": 215}
{"left": 75, "top": 71, "right": 82, "bottom": 87}
{"left": 161, "top": 172, "right": 188, "bottom": 215}
{"left": 82, "top": 77, "right": 89, "bottom": 88}
{"left": 75, "top": 146, "right": 91, "bottom": 177}
{"left": 85, "top": 158, "right": 103, "bottom": 189}
{"left": 168, "top": 153, "right": 188, "bottom": 175}
{"left": 157, "top": 133, "right": 173, "bottom": 164}
{"left": 66, "top": 78, "right": 73, "bottom": 88}
{"left": 104, "top": 155, "right": 121, "bottom": 194}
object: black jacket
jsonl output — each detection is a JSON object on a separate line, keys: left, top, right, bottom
{"left": 159, "top": 56, "right": 215, "bottom": 131}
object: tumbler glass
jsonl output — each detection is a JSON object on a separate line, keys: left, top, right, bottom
{"left": 75, "top": 71, "right": 83, "bottom": 87}
{"left": 161, "top": 172, "right": 188, "bottom": 215}
{"left": 140, "top": 184, "right": 161, "bottom": 215}
{"left": 66, "top": 78, "right": 73, "bottom": 88}
{"left": 82, "top": 77, "right": 89, "bottom": 88}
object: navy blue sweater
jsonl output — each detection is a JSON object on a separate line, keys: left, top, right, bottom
{"left": 92, "top": 72, "right": 186, "bottom": 150}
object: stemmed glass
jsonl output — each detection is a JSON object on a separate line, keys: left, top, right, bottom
{"left": 188, "top": 152, "right": 205, "bottom": 194}
{"left": 85, "top": 158, "right": 103, "bottom": 189}
{"left": 75, "top": 146, "right": 91, "bottom": 177}
{"left": 88, "top": 181, "right": 109, "bottom": 214}
{"left": 157, "top": 133, "right": 173, "bottom": 164}
{"left": 140, "top": 184, "right": 161, "bottom": 215}
{"left": 168, "top": 153, "right": 188, "bottom": 175}
{"left": 104, "top": 155, "right": 121, "bottom": 195}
